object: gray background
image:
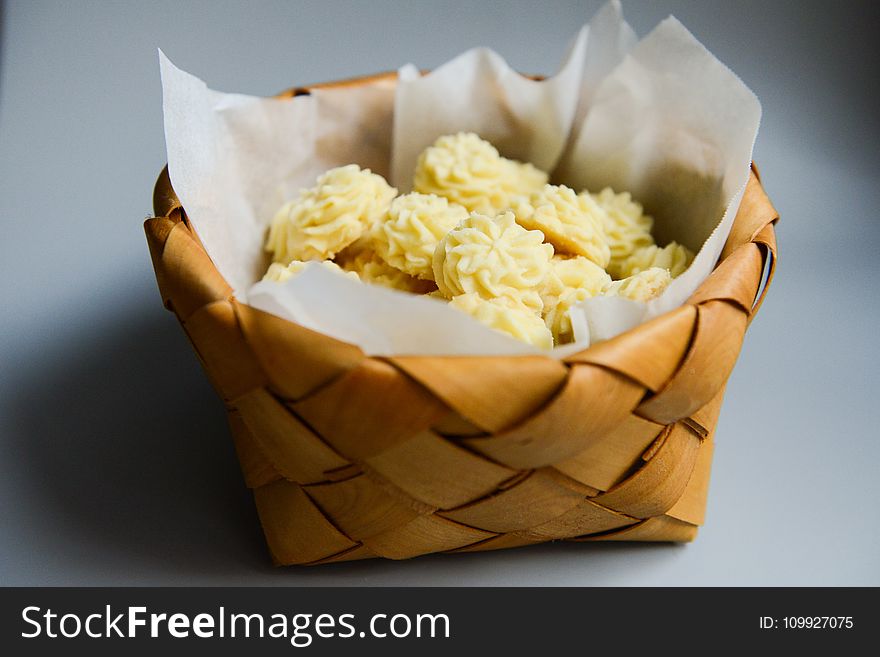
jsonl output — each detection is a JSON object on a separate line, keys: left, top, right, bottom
{"left": 1, "top": 0, "right": 878, "bottom": 586}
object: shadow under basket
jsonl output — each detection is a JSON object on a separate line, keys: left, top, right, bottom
{"left": 145, "top": 73, "right": 779, "bottom": 565}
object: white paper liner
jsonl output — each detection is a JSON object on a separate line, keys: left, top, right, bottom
{"left": 159, "top": 0, "right": 760, "bottom": 357}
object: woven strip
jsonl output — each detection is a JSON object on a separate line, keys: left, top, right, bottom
{"left": 144, "top": 75, "right": 778, "bottom": 564}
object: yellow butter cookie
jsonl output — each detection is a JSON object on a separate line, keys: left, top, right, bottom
{"left": 263, "top": 260, "right": 360, "bottom": 283}
{"left": 338, "top": 246, "right": 436, "bottom": 294}
{"left": 373, "top": 192, "right": 468, "bottom": 280}
{"left": 614, "top": 241, "right": 695, "bottom": 280}
{"left": 591, "top": 187, "right": 655, "bottom": 277}
{"left": 450, "top": 293, "right": 553, "bottom": 350}
{"left": 266, "top": 164, "right": 396, "bottom": 263}
{"left": 413, "top": 132, "right": 547, "bottom": 215}
{"left": 433, "top": 211, "right": 552, "bottom": 313}
{"left": 541, "top": 256, "right": 611, "bottom": 345}
{"left": 603, "top": 267, "right": 672, "bottom": 301}
{"left": 512, "top": 184, "right": 611, "bottom": 267}
{"left": 543, "top": 287, "right": 594, "bottom": 345}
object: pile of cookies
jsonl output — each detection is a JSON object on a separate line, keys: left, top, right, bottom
{"left": 264, "top": 133, "right": 693, "bottom": 348}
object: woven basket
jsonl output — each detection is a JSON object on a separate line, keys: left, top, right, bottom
{"left": 145, "top": 72, "right": 778, "bottom": 565}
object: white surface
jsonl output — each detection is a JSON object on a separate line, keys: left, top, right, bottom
{"left": 1, "top": 0, "right": 878, "bottom": 585}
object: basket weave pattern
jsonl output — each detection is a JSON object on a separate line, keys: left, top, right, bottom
{"left": 145, "top": 77, "right": 778, "bottom": 564}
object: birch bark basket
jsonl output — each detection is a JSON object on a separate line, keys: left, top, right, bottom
{"left": 145, "top": 64, "right": 778, "bottom": 563}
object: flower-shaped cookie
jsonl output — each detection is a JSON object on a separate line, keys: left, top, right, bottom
{"left": 433, "top": 211, "right": 553, "bottom": 312}
{"left": 512, "top": 184, "right": 611, "bottom": 267}
{"left": 541, "top": 255, "right": 612, "bottom": 344}
{"left": 413, "top": 132, "right": 547, "bottom": 214}
{"left": 266, "top": 164, "right": 396, "bottom": 263}
{"left": 614, "top": 241, "right": 695, "bottom": 280}
{"left": 604, "top": 267, "right": 672, "bottom": 301}
{"left": 543, "top": 255, "right": 612, "bottom": 298}
{"left": 338, "top": 244, "right": 436, "bottom": 294}
{"left": 591, "top": 187, "right": 655, "bottom": 276}
{"left": 263, "top": 260, "right": 360, "bottom": 283}
{"left": 505, "top": 158, "right": 549, "bottom": 198}
{"left": 373, "top": 192, "right": 468, "bottom": 280}
{"left": 450, "top": 293, "right": 553, "bottom": 350}
{"left": 543, "top": 287, "right": 593, "bottom": 345}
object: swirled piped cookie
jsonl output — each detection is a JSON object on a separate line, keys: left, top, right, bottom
{"left": 413, "top": 132, "right": 547, "bottom": 215}
{"left": 512, "top": 184, "right": 611, "bottom": 268}
{"left": 614, "top": 241, "right": 694, "bottom": 280}
{"left": 433, "top": 211, "right": 553, "bottom": 313}
{"left": 604, "top": 267, "right": 672, "bottom": 301}
{"left": 263, "top": 260, "right": 360, "bottom": 283}
{"left": 591, "top": 187, "right": 655, "bottom": 277}
{"left": 337, "top": 244, "right": 436, "bottom": 294}
{"left": 449, "top": 293, "right": 553, "bottom": 350}
{"left": 266, "top": 164, "right": 396, "bottom": 263}
{"left": 373, "top": 192, "right": 468, "bottom": 280}
{"left": 541, "top": 255, "right": 612, "bottom": 344}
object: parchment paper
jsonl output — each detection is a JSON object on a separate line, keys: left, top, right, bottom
{"left": 160, "top": 0, "right": 761, "bottom": 357}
